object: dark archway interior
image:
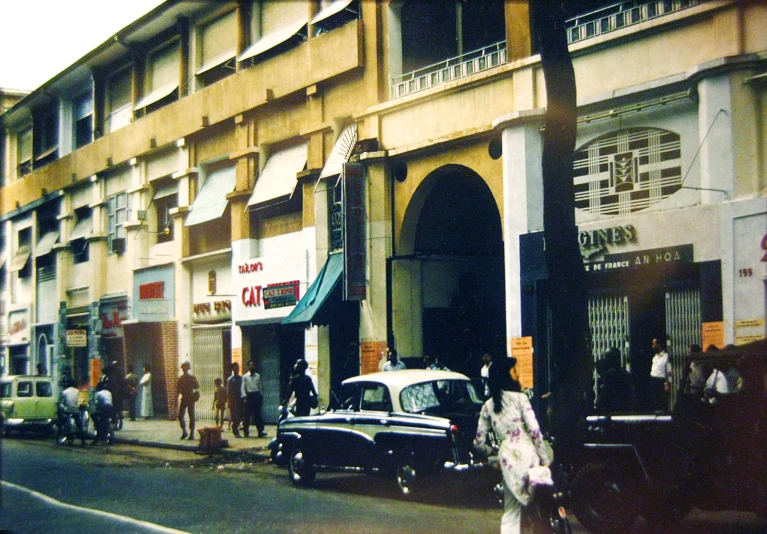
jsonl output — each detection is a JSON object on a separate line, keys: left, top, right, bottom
{"left": 414, "top": 170, "right": 502, "bottom": 257}
{"left": 414, "top": 168, "right": 506, "bottom": 376}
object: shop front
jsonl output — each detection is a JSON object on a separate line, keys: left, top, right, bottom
{"left": 7, "top": 307, "right": 31, "bottom": 375}
{"left": 233, "top": 251, "right": 307, "bottom": 424}
{"left": 99, "top": 295, "right": 129, "bottom": 369}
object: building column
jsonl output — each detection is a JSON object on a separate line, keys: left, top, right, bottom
{"left": 494, "top": 110, "right": 545, "bottom": 350}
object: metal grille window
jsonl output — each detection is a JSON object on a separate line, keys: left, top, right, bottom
{"left": 588, "top": 294, "right": 630, "bottom": 398}
{"left": 665, "top": 288, "right": 701, "bottom": 408}
{"left": 108, "top": 192, "right": 130, "bottom": 253}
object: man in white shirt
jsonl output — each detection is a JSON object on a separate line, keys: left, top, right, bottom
{"left": 382, "top": 350, "right": 406, "bottom": 371}
{"left": 649, "top": 338, "right": 672, "bottom": 411}
{"left": 480, "top": 352, "right": 492, "bottom": 398}
{"left": 241, "top": 359, "right": 267, "bottom": 438}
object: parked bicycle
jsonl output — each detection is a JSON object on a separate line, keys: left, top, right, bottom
{"left": 55, "top": 404, "right": 91, "bottom": 447}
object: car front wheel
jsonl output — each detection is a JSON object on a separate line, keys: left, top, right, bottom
{"left": 288, "top": 448, "right": 315, "bottom": 487}
{"left": 571, "top": 462, "right": 639, "bottom": 534}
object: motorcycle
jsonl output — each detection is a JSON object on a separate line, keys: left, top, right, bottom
{"left": 56, "top": 404, "right": 91, "bottom": 447}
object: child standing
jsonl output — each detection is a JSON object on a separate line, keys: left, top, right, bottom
{"left": 213, "top": 377, "right": 227, "bottom": 428}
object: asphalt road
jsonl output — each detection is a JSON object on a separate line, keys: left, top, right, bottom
{"left": 0, "top": 436, "right": 501, "bottom": 534}
{"left": 2, "top": 436, "right": 766, "bottom": 534}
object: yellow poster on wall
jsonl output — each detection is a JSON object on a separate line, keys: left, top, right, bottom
{"left": 701, "top": 321, "right": 725, "bottom": 350}
{"left": 511, "top": 337, "right": 534, "bottom": 389}
{"left": 90, "top": 358, "right": 102, "bottom": 388}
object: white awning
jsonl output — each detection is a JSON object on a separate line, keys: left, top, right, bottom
{"left": 246, "top": 143, "right": 307, "bottom": 211}
{"left": 319, "top": 124, "right": 358, "bottom": 180}
{"left": 311, "top": 0, "right": 355, "bottom": 26}
{"left": 9, "top": 246, "right": 31, "bottom": 272}
{"left": 69, "top": 216, "right": 92, "bottom": 241}
{"left": 152, "top": 180, "right": 178, "bottom": 200}
{"left": 185, "top": 166, "right": 237, "bottom": 226}
{"left": 35, "top": 231, "right": 60, "bottom": 257}
{"left": 237, "top": 20, "right": 306, "bottom": 63}
{"left": 196, "top": 51, "right": 236, "bottom": 76}
{"left": 134, "top": 83, "right": 179, "bottom": 111}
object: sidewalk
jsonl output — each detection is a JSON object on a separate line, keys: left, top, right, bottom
{"left": 111, "top": 416, "right": 275, "bottom": 457}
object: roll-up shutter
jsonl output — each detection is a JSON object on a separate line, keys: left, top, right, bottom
{"left": 199, "top": 11, "right": 236, "bottom": 73}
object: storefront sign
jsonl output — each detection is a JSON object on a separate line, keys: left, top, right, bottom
{"left": 134, "top": 266, "right": 175, "bottom": 321}
{"left": 100, "top": 300, "right": 128, "bottom": 338}
{"left": 192, "top": 300, "right": 232, "bottom": 324}
{"left": 361, "top": 341, "right": 387, "bottom": 375}
{"left": 510, "top": 337, "right": 534, "bottom": 389}
{"left": 67, "top": 329, "right": 87, "bottom": 347}
{"left": 8, "top": 309, "right": 30, "bottom": 344}
{"left": 233, "top": 253, "right": 306, "bottom": 324}
{"left": 579, "top": 225, "right": 636, "bottom": 249}
{"left": 263, "top": 281, "right": 300, "bottom": 309}
{"left": 584, "top": 244, "right": 693, "bottom": 272}
{"left": 343, "top": 162, "right": 366, "bottom": 301}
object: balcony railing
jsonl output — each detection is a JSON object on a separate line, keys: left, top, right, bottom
{"left": 565, "top": 0, "right": 702, "bottom": 44}
{"left": 390, "top": 41, "right": 507, "bottom": 100}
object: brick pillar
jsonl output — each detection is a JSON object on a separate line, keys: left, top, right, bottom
{"left": 162, "top": 321, "right": 179, "bottom": 420}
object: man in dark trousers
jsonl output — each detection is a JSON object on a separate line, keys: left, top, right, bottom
{"left": 241, "top": 359, "right": 267, "bottom": 438}
{"left": 178, "top": 361, "right": 200, "bottom": 440}
{"left": 125, "top": 364, "right": 139, "bottom": 421}
{"left": 226, "top": 362, "right": 244, "bottom": 438}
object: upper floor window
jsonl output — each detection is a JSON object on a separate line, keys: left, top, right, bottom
{"left": 73, "top": 92, "right": 93, "bottom": 149}
{"left": 16, "top": 127, "right": 32, "bottom": 177}
{"left": 135, "top": 41, "right": 180, "bottom": 116}
{"left": 105, "top": 67, "right": 132, "bottom": 134}
{"left": 107, "top": 191, "right": 130, "bottom": 254}
{"left": 33, "top": 102, "right": 59, "bottom": 169}
{"left": 196, "top": 10, "right": 237, "bottom": 88}
{"left": 311, "top": 0, "right": 359, "bottom": 35}
{"left": 238, "top": 0, "right": 307, "bottom": 64}
{"left": 16, "top": 227, "right": 32, "bottom": 279}
{"left": 70, "top": 206, "right": 92, "bottom": 264}
{"left": 152, "top": 177, "right": 177, "bottom": 245}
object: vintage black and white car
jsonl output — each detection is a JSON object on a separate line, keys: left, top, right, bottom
{"left": 270, "top": 369, "right": 484, "bottom": 494}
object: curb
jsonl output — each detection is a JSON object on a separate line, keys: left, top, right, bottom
{"left": 112, "top": 436, "right": 272, "bottom": 459}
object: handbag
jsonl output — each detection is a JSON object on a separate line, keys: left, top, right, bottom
{"left": 528, "top": 465, "right": 553, "bottom": 487}
{"left": 309, "top": 392, "right": 319, "bottom": 409}
{"left": 191, "top": 390, "right": 200, "bottom": 403}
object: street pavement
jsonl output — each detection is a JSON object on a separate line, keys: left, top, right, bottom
{"left": 110, "top": 416, "right": 274, "bottom": 457}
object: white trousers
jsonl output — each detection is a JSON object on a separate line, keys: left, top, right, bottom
{"left": 501, "top": 482, "right": 522, "bottom": 534}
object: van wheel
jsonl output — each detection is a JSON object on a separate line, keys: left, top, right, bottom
{"left": 288, "top": 448, "right": 315, "bottom": 487}
{"left": 572, "top": 462, "right": 639, "bottom": 534}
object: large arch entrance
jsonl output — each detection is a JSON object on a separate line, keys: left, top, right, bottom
{"left": 393, "top": 165, "right": 505, "bottom": 376}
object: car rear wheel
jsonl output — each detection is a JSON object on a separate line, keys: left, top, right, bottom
{"left": 396, "top": 459, "right": 420, "bottom": 495}
{"left": 571, "top": 462, "right": 639, "bottom": 534}
{"left": 288, "top": 448, "right": 315, "bottom": 487}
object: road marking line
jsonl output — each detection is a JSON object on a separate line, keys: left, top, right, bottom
{"left": 1, "top": 480, "right": 190, "bottom": 534}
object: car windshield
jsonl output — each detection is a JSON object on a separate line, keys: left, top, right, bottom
{"left": 400, "top": 379, "right": 481, "bottom": 414}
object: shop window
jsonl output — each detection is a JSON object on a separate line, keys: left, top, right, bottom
{"left": 155, "top": 193, "right": 177, "bottom": 244}
{"left": 73, "top": 91, "right": 93, "bottom": 149}
{"left": 16, "top": 127, "right": 32, "bottom": 177}
{"left": 105, "top": 67, "right": 132, "bottom": 134}
{"left": 33, "top": 102, "right": 59, "bottom": 169}
{"left": 108, "top": 192, "right": 130, "bottom": 254}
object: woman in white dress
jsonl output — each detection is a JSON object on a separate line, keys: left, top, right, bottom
{"left": 139, "top": 363, "right": 154, "bottom": 419}
{"left": 474, "top": 356, "right": 550, "bottom": 534}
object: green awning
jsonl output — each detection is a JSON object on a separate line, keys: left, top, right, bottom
{"left": 282, "top": 253, "right": 343, "bottom": 328}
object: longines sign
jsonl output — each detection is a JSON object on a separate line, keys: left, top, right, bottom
{"left": 584, "top": 244, "right": 693, "bottom": 272}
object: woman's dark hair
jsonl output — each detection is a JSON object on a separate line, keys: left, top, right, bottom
{"left": 294, "top": 359, "right": 308, "bottom": 374}
{"left": 489, "top": 357, "right": 521, "bottom": 413}
{"left": 143, "top": 363, "right": 151, "bottom": 372}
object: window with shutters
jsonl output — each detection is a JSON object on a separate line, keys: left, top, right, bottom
{"left": 105, "top": 67, "right": 133, "bottom": 134}
{"left": 73, "top": 92, "right": 93, "bottom": 149}
{"left": 137, "top": 41, "right": 180, "bottom": 116}
{"left": 33, "top": 102, "right": 59, "bottom": 169}
{"left": 196, "top": 10, "right": 237, "bottom": 88}
{"left": 16, "top": 127, "right": 32, "bottom": 177}
{"left": 238, "top": 0, "right": 307, "bottom": 65}
{"left": 108, "top": 192, "right": 130, "bottom": 253}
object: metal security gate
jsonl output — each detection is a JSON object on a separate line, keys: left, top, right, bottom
{"left": 191, "top": 326, "right": 227, "bottom": 422}
{"left": 588, "top": 294, "right": 630, "bottom": 398}
{"left": 665, "top": 288, "right": 701, "bottom": 408}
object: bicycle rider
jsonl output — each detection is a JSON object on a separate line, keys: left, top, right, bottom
{"left": 58, "top": 378, "right": 84, "bottom": 431}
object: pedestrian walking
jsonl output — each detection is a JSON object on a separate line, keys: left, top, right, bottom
{"left": 474, "top": 357, "right": 550, "bottom": 534}
{"left": 282, "top": 359, "right": 318, "bottom": 417}
{"left": 104, "top": 361, "right": 128, "bottom": 430}
{"left": 139, "top": 363, "right": 154, "bottom": 419}
{"left": 125, "top": 364, "right": 139, "bottom": 421}
{"left": 178, "top": 361, "right": 200, "bottom": 440}
{"left": 649, "top": 338, "right": 672, "bottom": 411}
{"left": 241, "top": 359, "right": 267, "bottom": 438}
{"left": 227, "top": 362, "right": 244, "bottom": 438}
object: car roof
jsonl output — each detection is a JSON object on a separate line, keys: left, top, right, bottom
{"left": 342, "top": 369, "right": 471, "bottom": 387}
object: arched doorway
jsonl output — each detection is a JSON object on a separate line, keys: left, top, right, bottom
{"left": 395, "top": 165, "right": 505, "bottom": 375}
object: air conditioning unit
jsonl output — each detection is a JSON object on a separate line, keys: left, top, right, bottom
{"left": 111, "top": 237, "right": 126, "bottom": 255}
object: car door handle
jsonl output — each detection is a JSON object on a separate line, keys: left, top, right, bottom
{"left": 380, "top": 419, "right": 389, "bottom": 426}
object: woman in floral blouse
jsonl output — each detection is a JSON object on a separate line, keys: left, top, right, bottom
{"left": 474, "top": 356, "right": 550, "bottom": 534}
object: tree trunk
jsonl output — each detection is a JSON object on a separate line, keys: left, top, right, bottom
{"left": 530, "top": 0, "right": 592, "bottom": 448}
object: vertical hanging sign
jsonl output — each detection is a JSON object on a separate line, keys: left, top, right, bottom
{"left": 343, "top": 162, "right": 366, "bottom": 300}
